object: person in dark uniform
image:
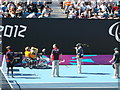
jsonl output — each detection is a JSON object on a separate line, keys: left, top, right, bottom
{"left": 6, "top": 46, "right": 14, "bottom": 78}
{"left": 109, "top": 48, "right": 120, "bottom": 79}
{"left": 50, "top": 44, "right": 62, "bottom": 77}
{"left": 75, "top": 43, "right": 84, "bottom": 74}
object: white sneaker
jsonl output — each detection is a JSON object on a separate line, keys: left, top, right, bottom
{"left": 78, "top": 71, "right": 81, "bottom": 74}
{"left": 112, "top": 76, "right": 117, "bottom": 79}
{"left": 51, "top": 75, "right": 55, "bottom": 77}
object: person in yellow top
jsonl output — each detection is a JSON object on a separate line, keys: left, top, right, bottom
{"left": 29, "top": 47, "right": 38, "bottom": 69}
{"left": 24, "top": 47, "right": 31, "bottom": 58}
{"left": 29, "top": 47, "right": 38, "bottom": 59}
{"left": 23, "top": 46, "right": 39, "bottom": 69}
{"left": 23, "top": 46, "right": 31, "bottom": 68}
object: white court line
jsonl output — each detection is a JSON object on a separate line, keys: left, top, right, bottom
{"left": 8, "top": 76, "right": 40, "bottom": 77}
{"left": 1, "top": 55, "right": 14, "bottom": 90}
{"left": 13, "top": 81, "right": 119, "bottom": 84}
{"left": 0, "top": 69, "right": 14, "bottom": 90}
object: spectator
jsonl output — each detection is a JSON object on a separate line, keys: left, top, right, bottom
{"left": 0, "top": 0, "right": 53, "bottom": 18}
{"left": 112, "top": 4, "right": 118, "bottom": 14}
{"left": 39, "top": 6, "right": 52, "bottom": 18}
{"left": 9, "top": 7, "right": 16, "bottom": 18}
{"left": 63, "top": 0, "right": 71, "bottom": 13}
{"left": 0, "top": 0, "right": 120, "bottom": 19}
{"left": 40, "top": 1, "right": 47, "bottom": 13}
{"left": 16, "top": 3, "right": 23, "bottom": 18}
{"left": 79, "top": 2, "right": 87, "bottom": 13}
{"left": 107, "top": 3, "right": 112, "bottom": 14}
{"left": 68, "top": 8, "right": 77, "bottom": 18}
{"left": 100, "top": 2, "right": 107, "bottom": 12}
{"left": 7, "top": 2, "right": 15, "bottom": 11}
{"left": 0, "top": 6, "right": 3, "bottom": 18}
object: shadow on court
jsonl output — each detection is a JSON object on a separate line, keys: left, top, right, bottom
{"left": 59, "top": 76, "right": 87, "bottom": 78}
{"left": 81, "top": 72, "right": 110, "bottom": 75}
{"left": 13, "top": 77, "right": 40, "bottom": 79}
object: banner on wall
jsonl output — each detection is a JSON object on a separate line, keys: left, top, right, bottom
{"left": 2, "top": 19, "right": 120, "bottom": 55}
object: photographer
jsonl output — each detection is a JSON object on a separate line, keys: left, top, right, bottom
{"left": 75, "top": 43, "right": 84, "bottom": 74}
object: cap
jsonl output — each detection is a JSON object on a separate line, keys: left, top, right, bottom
{"left": 76, "top": 43, "right": 82, "bottom": 47}
{"left": 25, "top": 46, "right": 30, "bottom": 50}
{"left": 31, "top": 47, "right": 35, "bottom": 50}
{"left": 114, "top": 48, "right": 119, "bottom": 51}
{"left": 102, "top": 2, "right": 105, "bottom": 4}
{"left": 6, "top": 46, "right": 11, "bottom": 50}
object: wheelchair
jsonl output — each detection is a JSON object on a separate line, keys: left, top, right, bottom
{"left": 35, "top": 56, "right": 50, "bottom": 69}
{"left": 22, "top": 56, "right": 50, "bottom": 69}
{"left": 22, "top": 57, "right": 35, "bottom": 69}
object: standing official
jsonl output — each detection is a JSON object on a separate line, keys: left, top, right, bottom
{"left": 75, "top": 43, "right": 84, "bottom": 74}
{"left": 51, "top": 44, "right": 62, "bottom": 77}
{"left": 109, "top": 48, "right": 120, "bottom": 79}
{"left": 6, "top": 46, "right": 14, "bottom": 78}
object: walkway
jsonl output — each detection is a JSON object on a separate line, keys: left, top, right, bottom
{"left": 49, "top": 0, "right": 66, "bottom": 18}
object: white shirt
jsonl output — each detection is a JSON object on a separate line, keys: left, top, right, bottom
{"left": 0, "top": 15, "right": 3, "bottom": 18}
{"left": 86, "top": 5, "right": 92, "bottom": 9}
{"left": 91, "top": 1, "right": 96, "bottom": 8}
{"left": 80, "top": 5, "right": 87, "bottom": 11}
{"left": 100, "top": 4, "right": 107, "bottom": 11}
{"left": 42, "top": 8, "right": 50, "bottom": 15}
{"left": 7, "top": 3, "right": 15, "bottom": 10}
{"left": 0, "top": 9, "right": 3, "bottom": 14}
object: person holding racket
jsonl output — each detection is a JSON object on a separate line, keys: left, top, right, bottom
{"left": 50, "top": 44, "right": 62, "bottom": 77}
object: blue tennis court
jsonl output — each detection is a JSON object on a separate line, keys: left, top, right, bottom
{"left": 7, "top": 65, "right": 119, "bottom": 89}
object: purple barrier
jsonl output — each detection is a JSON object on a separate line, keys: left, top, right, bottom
{"left": 42, "top": 55, "right": 113, "bottom": 65}
{"left": 0, "top": 55, "right": 113, "bottom": 66}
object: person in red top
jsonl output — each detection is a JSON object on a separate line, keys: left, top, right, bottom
{"left": 6, "top": 46, "right": 14, "bottom": 78}
{"left": 112, "top": 4, "right": 118, "bottom": 14}
{"left": 50, "top": 44, "right": 62, "bottom": 77}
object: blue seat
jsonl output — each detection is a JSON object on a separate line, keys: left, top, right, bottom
{"left": 104, "top": 13, "right": 109, "bottom": 19}
{"left": 2, "top": 7, "right": 7, "bottom": 12}
{"left": 116, "top": 14, "right": 120, "bottom": 17}
{"left": 94, "top": 8, "right": 99, "bottom": 13}
{"left": 37, "top": 13, "right": 42, "bottom": 17}
{"left": 40, "top": 2, "right": 44, "bottom": 5}
{"left": 33, "top": 2, "right": 37, "bottom": 5}
{"left": 24, "top": 12, "right": 30, "bottom": 17}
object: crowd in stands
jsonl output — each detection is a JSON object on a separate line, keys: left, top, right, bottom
{"left": 0, "top": 1, "right": 53, "bottom": 18}
{"left": 0, "top": 0, "right": 120, "bottom": 19}
{"left": 61, "top": 0, "right": 120, "bottom": 19}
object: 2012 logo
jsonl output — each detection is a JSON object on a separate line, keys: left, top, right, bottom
{"left": 109, "top": 22, "right": 120, "bottom": 42}
{"left": 0, "top": 25, "right": 27, "bottom": 38}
